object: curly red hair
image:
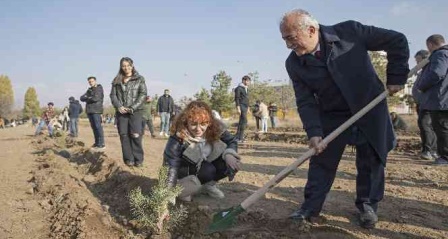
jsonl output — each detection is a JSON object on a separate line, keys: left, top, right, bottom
{"left": 170, "top": 101, "right": 222, "bottom": 142}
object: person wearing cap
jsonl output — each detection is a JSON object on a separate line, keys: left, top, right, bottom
{"left": 142, "top": 95, "right": 156, "bottom": 138}
{"left": 68, "top": 96, "right": 83, "bottom": 137}
{"left": 34, "top": 102, "right": 56, "bottom": 137}
{"left": 80, "top": 76, "right": 105, "bottom": 149}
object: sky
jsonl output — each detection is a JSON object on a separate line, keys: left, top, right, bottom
{"left": 1, "top": 0, "right": 447, "bottom": 109}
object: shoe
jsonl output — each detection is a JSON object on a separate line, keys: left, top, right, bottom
{"left": 289, "top": 208, "right": 313, "bottom": 222}
{"left": 134, "top": 163, "right": 143, "bottom": 168}
{"left": 420, "top": 151, "right": 433, "bottom": 160}
{"left": 202, "top": 181, "right": 225, "bottom": 199}
{"left": 151, "top": 134, "right": 156, "bottom": 138}
{"left": 359, "top": 207, "right": 378, "bottom": 229}
{"left": 431, "top": 152, "right": 440, "bottom": 159}
{"left": 125, "top": 161, "right": 134, "bottom": 167}
{"left": 433, "top": 157, "right": 448, "bottom": 166}
{"left": 91, "top": 144, "right": 98, "bottom": 148}
{"left": 159, "top": 131, "right": 164, "bottom": 136}
{"left": 94, "top": 145, "right": 106, "bottom": 150}
{"left": 164, "top": 133, "right": 170, "bottom": 138}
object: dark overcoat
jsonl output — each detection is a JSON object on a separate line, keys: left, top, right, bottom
{"left": 285, "top": 20, "right": 410, "bottom": 163}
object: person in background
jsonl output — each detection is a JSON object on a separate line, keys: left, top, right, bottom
{"left": 268, "top": 102, "right": 278, "bottom": 129}
{"left": 80, "top": 76, "right": 105, "bottom": 149}
{"left": 35, "top": 102, "right": 56, "bottom": 137}
{"left": 234, "top": 75, "right": 251, "bottom": 142}
{"left": 68, "top": 96, "right": 83, "bottom": 137}
{"left": 417, "top": 34, "right": 448, "bottom": 165}
{"left": 411, "top": 50, "right": 438, "bottom": 160}
{"left": 110, "top": 57, "right": 147, "bottom": 167}
{"left": 390, "top": 112, "right": 408, "bottom": 131}
{"left": 142, "top": 95, "right": 156, "bottom": 138}
{"left": 157, "top": 89, "right": 175, "bottom": 138}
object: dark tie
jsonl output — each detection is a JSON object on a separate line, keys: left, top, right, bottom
{"left": 314, "top": 50, "right": 322, "bottom": 59}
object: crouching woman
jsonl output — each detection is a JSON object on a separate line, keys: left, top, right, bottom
{"left": 163, "top": 101, "right": 241, "bottom": 201}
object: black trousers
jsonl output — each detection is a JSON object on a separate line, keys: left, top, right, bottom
{"left": 236, "top": 105, "right": 248, "bottom": 140}
{"left": 301, "top": 127, "right": 384, "bottom": 215}
{"left": 177, "top": 159, "right": 228, "bottom": 184}
{"left": 417, "top": 107, "right": 437, "bottom": 153}
{"left": 430, "top": 110, "right": 448, "bottom": 159}
{"left": 117, "top": 112, "right": 144, "bottom": 164}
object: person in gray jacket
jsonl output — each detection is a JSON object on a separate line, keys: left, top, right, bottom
{"left": 417, "top": 34, "right": 448, "bottom": 165}
{"left": 110, "top": 57, "right": 148, "bottom": 167}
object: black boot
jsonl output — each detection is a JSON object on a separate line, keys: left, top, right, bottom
{"left": 359, "top": 205, "right": 378, "bottom": 229}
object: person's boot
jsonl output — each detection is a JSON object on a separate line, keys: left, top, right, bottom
{"left": 202, "top": 181, "right": 225, "bottom": 199}
{"left": 359, "top": 204, "right": 378, "bottom": 229}
{"left": 177, "top": 175, "right": 202, "bottom": 202}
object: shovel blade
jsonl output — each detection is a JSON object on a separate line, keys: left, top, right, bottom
{"left": 206, "top": 205, "right": 245, "bottom": 234}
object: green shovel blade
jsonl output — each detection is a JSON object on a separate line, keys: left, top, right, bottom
{"left": 206, "top": 205, "right": 245, "bottom": 234}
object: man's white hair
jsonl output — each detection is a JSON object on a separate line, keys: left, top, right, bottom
{"left": 280, "top": 9, "right": 319, "bottom": 30}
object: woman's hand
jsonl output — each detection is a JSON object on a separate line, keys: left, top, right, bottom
{"left": 225, "top": 154, "right": 241, "bottom": 171}
{"left": 118, "top": 106, "right": 127, "bottom": 114}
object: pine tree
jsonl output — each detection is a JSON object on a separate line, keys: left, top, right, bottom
{"left": 23, "top": 87, "right": 41, "bottom": 119}
{"left": 0, "top": 75, "right": 14, "bottom": 118}
{"left": 193, "top": 87, "right": 212, "bottom": 106}
{"left": 210, "top": 71, "right": 234, "bottom": 115}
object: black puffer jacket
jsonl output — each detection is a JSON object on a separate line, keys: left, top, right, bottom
{"left": 110, "top": 74, "right": 147, "bottom": 112}
{"left": 163, "top": 124, "right": 238, "bottom": 187}
{"left": 80, "top": 84, "right": 104, "bottom": 114}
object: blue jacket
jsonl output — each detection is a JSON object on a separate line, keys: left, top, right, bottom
{"left": 68, "top": 100, "right": 83, "bottom": 118}
{"left": 417, "top": 45, "right": 448, "bottom": 111}
{"left": 285, "top": 21, "right": 409, "bottom": 163}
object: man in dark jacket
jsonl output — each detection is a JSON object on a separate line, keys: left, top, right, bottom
{"left": 68, "top": 96, "right": 83, "bottom": 137}
{"left": 417, "top": 34, "right": 448, "bottom": 165}
{"left": 412, "top": 50, "right": 438, "bottom": 160}
{"left": 80, "top": 76, "right": 105, "bottom": 149}
{"left": 234, "top": 75, "right": 251, "bottom": 142}
{"left": 157, "top": 89, "right": 175, "bottom": 137}
{"left": 281, "top": 9, "right": 409, "bottom": 228}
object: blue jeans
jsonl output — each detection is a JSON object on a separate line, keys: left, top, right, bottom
{"left": 35, "top": 120, "right": 53, "bottom": 136}
{"left": 159, "top": 112, "right": 171, "bottom": 134}
{"left": 261, "top": 117, "right": 268, "bottom": 132}
{"left": 270, "top": 116, "right": 277, "bottom": 128}
{"left": 69, "top": 118, "right": 79, "bottom": 137}
{"left": 87, "top": 113, "right": 104, "bottom": 146}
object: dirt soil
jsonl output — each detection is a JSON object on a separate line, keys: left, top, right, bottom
{"left": 0, "top": 121, "right": 447, "bottom": 239}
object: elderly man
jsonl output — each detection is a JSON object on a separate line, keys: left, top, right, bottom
{"left": 417, "top": 34, "right": 448, "bottom": 165}
{"left": 280, "top": 9, "right": 409, "bottom": 228}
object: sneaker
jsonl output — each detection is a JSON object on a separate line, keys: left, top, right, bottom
{"left": 431, "top": 152, "right": 440, "bottom": 159}
{"left": 202, "top": 182, "right": 225, "bottom": 199}
{"left": 159, "top": 131, "right": 164, "bottom": 136}
{"left": 164, "top": 133, "right": 170, "bottom": 138}
{"left": 125, "top": 161, "right": 134, "bottom": 167}
{"left": 420, "top": 151, "right": 433, "bottom": 160}
{"left": 95, "top": 145, "right": 106, "bottom": 150}
{"left": 433, "top": 157, "right": 448, "bottom": 166}
{"left": 134, "top": 163, "right": 143, "bottom": 168}
{"left": 359, "top": 207, "right": 378, "bottom": 229}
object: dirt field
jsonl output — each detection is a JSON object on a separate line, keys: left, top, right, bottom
{"left": 0, "top": 117, "right": 447, "bottom": 239}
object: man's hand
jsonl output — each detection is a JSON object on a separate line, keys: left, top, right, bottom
{"left": 225, "top": 154, "right": 241, "bottom": 171}
{"left": 236, "top": 106, "right": 241, "bottom": 115}
{"left": 309, "top": 136, "right": 327, "bottom": 155}
{"left": 118, "top": 106, "right": 127, "bottom": 114}
{"left": 387, "top": 85, "right": 404, "bottom": 96}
